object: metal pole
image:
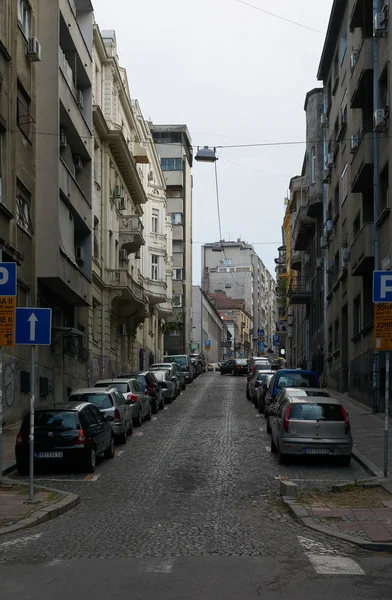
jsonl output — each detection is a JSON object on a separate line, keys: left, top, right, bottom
{"left": 0, "top": 246, "right": 3, "bottom": 484}
{"left": 384, "top": 351, "right": 389, "bottom": 478}
{"left": 373, "top": 0, "right": 380, "bottom": 412}
{"left": 322, "top": 89, "right": 328, "bottom": 386}
{"left": 29, "top": 345, "right": 35, "bottom": 501}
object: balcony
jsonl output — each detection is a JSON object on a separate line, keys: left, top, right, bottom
{"left": 275, "top": 264, "right": 286, "bottom": 276}
{"left": 290, "top": 250, "right": 303, "bottom": 271}
{"left": 119, "top": 215, "right": 145, "bottom": 253}
{"left": 291, "top": 206, "right": 315, "bottom": 251}
{"left": 350, "top": 222, "right": 374, "bottom": 276}
{"left": 144, "top": 278, "right": 168, "bottom": 306}
{"left": 172, "top": 224, "right": 184, "bottom": 240}
{"left": 351, "top": 132, "right": 373, "bottom": 193}
{"left": 275, "top": 245, "right": 286, "bottom": 265}
{"left": 350, "top": 38, "right": 373, "bottom": 109}
{"left": 287, "top": 276, "right": 311, "bottom": 305}
{"left": 108, "top": 268, "right": 145, "bottom": 311}
{"left": 164, "top": 171, "right": 183, "bottom": 187}
{"left": 307, "top": 191, "right": 323, "bottom": 218}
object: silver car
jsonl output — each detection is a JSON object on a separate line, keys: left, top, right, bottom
{"left": 68, "top": 387, "right": 133, "bottom": 444}
{"left": 153, "top": 370, "right": 176, "bottom": 403}
{"left": 94, "top": 379, "right": 152, "bottom": 427}
{"left": 266, "top": 388, "right": 331, "bottom": 433}
{"left": 269, "top": 392, "right": 353, "bottom": 465}
{"left": 150, "top": 363, "right": 182, "bottom": 393}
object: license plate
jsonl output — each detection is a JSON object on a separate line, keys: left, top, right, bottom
{"left": 304, "top": 448, "right": 330, "bottom": 455}
{"left": 35, "top": 452, "right": 63, "bottom": 459}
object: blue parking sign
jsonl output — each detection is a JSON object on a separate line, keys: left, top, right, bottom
{"left": 0, "top": 262, "right": 17, "bottom": 296}
{"left": 373, "top": 271, "right": 392, "bottom": 303}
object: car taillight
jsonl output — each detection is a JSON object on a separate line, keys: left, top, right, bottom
{"left": 237, "top": 366, "right": 241, "bottom": 369}
{"left": 16, "top": 432, "right": 24, "bottom": 446}
{"left": 76, "top": 429, "right": 87, "bottom": 445}
{"left": 114, "top": 408, "right": 121, "bottom": 422}
{"left": 340, "top": 405, "right": 350, "bottom": 434}
{"left": 283, "top": 405, "right": 292, "bottom": 433}
{"left": 126, "top": 393, "right": 138, "bottom": 403}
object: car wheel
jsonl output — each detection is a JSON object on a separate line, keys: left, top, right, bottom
{"left": 277, "top": 444, "right": 285, "bottom": 465}
{"left": 270, "top": 438, "right": 277, "bottom": 454}
{"left": 266, "top": 420, "right": 271, "bottom": 434}
{"left": 134, "top": 411, "right": 143, "bottom": 427}
{"left": 105, "top": 436, "right": 115, "bottom": 459}
{"left": 127, "top": 419, "right": 134, "bottom": 436}
{"left": 151, "top": 398, "right": 158, "bottom": 415}
{"left": 340, "top": 455, "right": 351, "bottom": 467}
{"left": 16, "top": 461, "right": 28, "bottom": 476}
{"left": 258, "top": 401, "right": 265, "bottom": 414}
{"left": 146, "top": 403, "right": 152, "bottom": 421}
{"left": 118, "top": 429, "right": 127, "bottom": 445}
{"left": 85, "top": 447, "right": 96, "bottom": 473}
{"left": 160, "top": 397, "right": 165, "bottom": 410}
{"left": 182, "top": 382, "right": 186, "bottom": 390}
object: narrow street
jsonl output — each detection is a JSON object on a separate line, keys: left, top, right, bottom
{"left": 1, "top": 374, "right": 392, "bottom": 599}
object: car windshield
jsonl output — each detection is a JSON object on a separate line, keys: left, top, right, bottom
{"left": 277, "top": 372, "right": 318, "bottom": 389}
{"left": 69, "top": 393, "right": 113, "bottom": 409}
{"left": 166, "top": 356, "right": 187, "bottom": 365}
{"left": 290, "top": 403, "right": 344, "bottom": 421}
{"left": 153, "top": 371, "right": 167, "bottom": 381}
{"left": 95, "top": 382, "right": 128, "bottom": 393}
{"left": 31, "top": 411, "right": 78, "bottom": 431}
{"left": 236, "top": 360, "right": 248, "bottom": 365}
{"left": 257, "top": 373, "right": 272, "bottom": 383}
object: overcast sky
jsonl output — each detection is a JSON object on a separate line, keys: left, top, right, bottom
{"left": 92, "top": 0, "right": 334, "bottom": 282}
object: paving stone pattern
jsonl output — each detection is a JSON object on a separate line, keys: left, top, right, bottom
{"left": 0, "top": 375, "right": 368, "bottom": 563}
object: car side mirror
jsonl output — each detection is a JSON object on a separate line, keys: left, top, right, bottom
{"left": 106, "top": 415, "right": 115, "bottom": 422}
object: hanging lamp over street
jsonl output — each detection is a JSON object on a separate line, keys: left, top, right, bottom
{"left": 195, "top": 146, "right": 217, "bottom": 163}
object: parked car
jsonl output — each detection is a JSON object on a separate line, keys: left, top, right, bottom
{"left": 250, "top": 358, "right": 272, "bottom": 374}
{"left": 15, "top": 403, "right": 115, "bottom": 474}
{"left": 164, "top": 355, "right": 195, "bottom": 383}
{"left": 252, "top": 372, "right": 275, "bottom": 412}
{"left": 264, "top": 369, "right": 321, "bottom": 418}
{"left": 220, "top": 359, "right": 236, "bottom": 375}
{"left": 91, "top": 380, "right": 152, "bottom": 427}
{"left": 269, "top": 393, "right": 352, "bottom": 465}
{"left": 69, "top": 387, "right": 134, "bottom": 443}
{"left": 266, "top": 387, "right": 331, "bottom": 433}
{"left": 151, "top": 363, "right": 184, "bottom": 392}
{"left": 119, "top": 371, "right": 164, "bottom": 412}
{"left": 207, "top": 362, "right": 219, "bottom": 371}
{"left": 190, "top": 357, "right": 202, "bottom": 377}
{"left": 153, "top": 369, "right": 176, "bottom": 403}
{"left": 232, "top": 359, "right": 250, "bottom": 375}
{"left": 189, "top": 353, "right": 207, "bottom": 372}
{"left": 246, "top": 368, "right": 272, "bottom": 399}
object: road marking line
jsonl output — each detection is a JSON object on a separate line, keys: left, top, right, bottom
{"left": 1, "top": 533, "right": 42, "bottom": 547}
{"left": 297, "top": 536, "right": 364, "bottom": 575}
{"left": 139, "top": 559, "right": 173, "bottom": 573}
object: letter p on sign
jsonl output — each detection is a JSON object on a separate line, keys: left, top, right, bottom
{"left": 373, "top": 271, "right": 392, "bottom": 303}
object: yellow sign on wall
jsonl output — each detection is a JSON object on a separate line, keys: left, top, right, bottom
{"left": 374, "top": 303, "right": 392, "bottom": 350}
{"left": 0, "top": 296, "right": 15, "bottom": 346}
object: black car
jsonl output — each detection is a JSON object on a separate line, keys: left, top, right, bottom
{"left": 119, "top": 371, "right": 164, "bottom": 411}
{"left": 15, "top": 403, "right": 115, "bottom": 475}
{"left": 220, "top": 359, "right": 249, "bottom": 375}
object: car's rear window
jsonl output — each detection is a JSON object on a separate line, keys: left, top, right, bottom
{"left": 165, "top": 356, "right": 187, "bottom": 366}
{"left": 153, "top": 371, "right": 166, "bottom": 381}
{"left": 29, "top": 411, "right": 78, "bottom": 431}
{"left": 304, "top": 390, "right": 330, "bottom": 397}
{"left": 277, "top": 372, "right": 318, "bottom": 389}
{"left": 290, "top": 403, "right": 344, "bottom": 421}
{"left": 236, "top": 360, "right": 248, "bottom": 365}
{"left": 95, "top": 382, "right": 128, "bottom": 393}
{"left": 69, "top": 393, "right": 113, "bottom": 409}
{"left": 257, "top": 373, "right": 273, "bottom": 383}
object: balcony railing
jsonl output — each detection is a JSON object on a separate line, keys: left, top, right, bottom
{"left": 119, "top": 215, "right": 145, "bottom": 253}
{"left": 288, "top": 276, "right": 311, "bottom": 305}
{"left": 350, "top": 38, "right": 373, "bottom": 109}
{"left": 350, "top": 222, "right": 374, "bottom": 276}
{"left": 108, "top": 268, "right": 145, "bottom": 303}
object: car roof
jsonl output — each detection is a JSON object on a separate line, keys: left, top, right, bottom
{"left": 35, "top": 402, "right": 89, "bottom": 412}
{"left": 71, "top": 387, "right": 115, "bottom": 394}
{"left": 256, "top": 370, "right": 275, "bottom": 375}
{"left": 290, "top": 396, "right": 340, "bottom": 405}
{"left": 95, "top": 379, "right": 133, "bottom": 384}
{"left": 277, "top": 368, "right": 318, "bottom": 375}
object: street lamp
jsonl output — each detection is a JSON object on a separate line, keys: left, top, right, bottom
{"left": 195, "top": 146, "right": 224, "bottom": 253}
{"left": 195, "top": 146, "right": 218, "bottom": 163}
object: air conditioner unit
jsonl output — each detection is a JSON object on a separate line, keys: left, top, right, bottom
{"left": 316, "top": 257, "right": 323, "bottom": 270}
{"left": 326, "top": 219, "right": 333, "bottom": 234}
{"left": 342, "top": 247, "right": 351, "bottom": 265}
{"left": 119, "top": 249, "right": 128, "bottom": 261}
{"left": 326, "top": 153, "right": 335, "bottom": 167}
{"left": 320, "top": 113, "right": 329, "bottom": 128}
{"left": 60, "top": 128, "right": 67, "bottom": 148}
{"left": 148, "top": 170, "right": 154, "bottom": 181}
{"left": 119, "top": 197, "right": 126, "bottom": 210}
{"left": 26, "top": 37, "right": 41, "bottom": 62}
{"left": 322, "top": 168, "right": 331, "bottom": 183}
{"left": 73, "top": 155, "right": 83, "bottom": 171}
{"left": 350, "top": 51, "right": 358, "bottom": 72}
{"left": 374, "top": 108, "right": 387, "bottom": 131}
{"left": 114, "top": 184, "right": 122, "bottom": 198}
{"left": 118, "top": 324, "right": 127, "bottom": 336}
{"left": 350, "top": 134, "right": 359, "bottom": 153}
{"left": 77, "top": 90, "right": 84, "bottom": 109}
{"left": 75, "top": 246, "right": 84, "bottom": 264}
{"left": 374, "top": 12, "right": 388, "bottom": 36}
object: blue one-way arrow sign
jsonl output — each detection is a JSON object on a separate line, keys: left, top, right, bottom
{"left": 15, "top": 308, "right": 52, "bottom": 345}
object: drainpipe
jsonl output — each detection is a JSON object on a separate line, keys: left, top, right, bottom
{"left": 373, "top": 0, "right": 380, "bottom": 412}
{"left": 322, "top": 87, "right": 328, "bottom": 386}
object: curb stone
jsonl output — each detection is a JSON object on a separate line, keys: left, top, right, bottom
{"left": 0, "top": 480, "right": 79, "bottom": 537}
{"left": 351, "top": 447, "right": 384, "bottom": 479}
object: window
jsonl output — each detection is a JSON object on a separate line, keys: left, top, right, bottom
{"left": 17, "top": 284, "right": 30, "bottom": 307}
{"left": 152, "top": 209, "right": 159, "bottom": 233}
{"left": 341, "top": 90, "right": 348, "bottom": 124}
{"left": 160, "top": 158, "right": 183, "bottom": 171}
{"left": 171, "top": 212, "right": 183, "bottom": 225}
{"left": 0, "top": 132, "right": 3, "bottom": 203}
{"left": 18, "top": 0, "right": 30, "bottom": 39}
{"left": 92, "top": 299, "right": 99, "bottom": 340}
{"left": 224, "top": 258, "right": 232, "bottom": 266}
{"left": 310, "top": 147, "right": 316, "bottom": 184}
{"left": 353, "top": 213, "right": 361, "bottom": 239}
{"left": 334, "top": 319, "right": 340, "bottom": 350}
{"left": 328, "top": 325, "right": 333, "bottom": 355}
{"left": 16, "top": 180, "right": 33, "bottom": 234}
{"left": 93, "top": 216, "right": 99, "bottom": 260}
{"left": 340, "top": 164, "right": 348, "bottom": 205}
{"left": 173, "top": 268, "right": 183, "bottom": 280}
{"left": 17, "top": 83, "right": 32, "bottom": 141}
{"left": 173, "top": 294, "right": 183, "bottom": 308}
{"left": 353, "top": 294, "right": 361, "bottom": 336}
{"left": 380, "top": 162, "right": 389, "bottom": 213}
{"left": 334, "top": 183, "right": 340, "bottom": 218}
{"left": 339, "top": 28, "right": 347, "bottom": 64}
{"left": 169, "top": 330, "right": 180, "bottom": 336}
{"left": 151, "top": 254, "right": 159, "bottom": 280}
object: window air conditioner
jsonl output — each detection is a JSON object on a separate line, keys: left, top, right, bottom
{"left": 118, "top": 324, "right": 127, "bottom": 336}
{"left": 26, "top": 37, "right": 42, "bottom": 62}
{"left": 374, "top": 109, "right": 387, "bottom": 132}
{"left": 326, "top": 219, "right": 333, "bottom": 234}
{"left": 75, "top": 246, "right": 84, "bottom": 264}
{"left": 374, "top": 12, "right": 387, "bottom": 36}
{"left": 341, "top": 247, "right": 351, "bottom": 265}
{"left": 350, "top": 134, "right": 359, "bottom": 153}
{"left": 74, "top": 155, "right": 83, "bottom": 171}
{"left": 350, "top": 51, "right": 358, "bottom": 72}
{"left": 77, "top": 90, "right": 84, "bottom": 109}
{"left": 119, "top": 249, "right": 128, "bottom": 261}
{"left": 326, "top": 153, "right": 335, "bottom": 168}
{"left": 60, "top": 128, "right": 67, "bottom": 148}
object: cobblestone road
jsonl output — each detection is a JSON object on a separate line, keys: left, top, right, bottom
{"left": 0, "top": 373, "right": 370, "bottom": 563}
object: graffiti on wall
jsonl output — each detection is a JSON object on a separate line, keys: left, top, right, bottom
{"left": 4, "top": 356, "right": 16, "bottom": 408}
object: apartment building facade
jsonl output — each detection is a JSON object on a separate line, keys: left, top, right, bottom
{"left": 206, "top": 292, "right": 253, "bottom": 358}
{"left": 150, "top": 125, "right": 193, "bottom": 356}
{"left": 0, "top": 0, "right": 40, "bottom": 423}
{"left": 191, "top": 286, "right": 228, "bottom": 363}
{"left": 202, "top": 240, "right": 276, "bottom": 353}
{"left": 89, "top": 27, "right": 172, "bottom": 380}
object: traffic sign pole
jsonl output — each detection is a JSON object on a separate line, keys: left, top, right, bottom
{"left": 0, "top": 247, "right": 2, "bottom": 483}
{"left": 385, "top": 351, "right": 390, "bottom": 479}
{"left": 29, "top": 345, "right": 35, "bottom": 501}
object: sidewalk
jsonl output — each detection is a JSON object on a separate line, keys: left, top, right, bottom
{"left": 1, "top": 423, "right": 19, "bottom": 475}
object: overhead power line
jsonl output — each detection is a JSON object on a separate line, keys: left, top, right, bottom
{"left": 236, "top": 0, "right": 326, "bottom": 34}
